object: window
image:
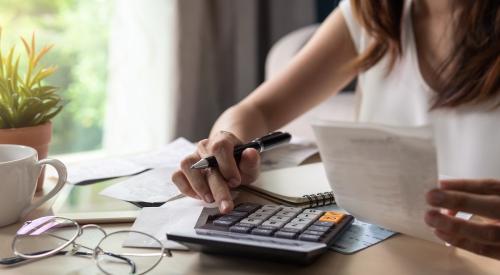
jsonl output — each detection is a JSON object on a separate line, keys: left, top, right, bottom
{"left": 1, "top": 0, "right": 176, "bottom": 158}
{"left": 0, "top": 0, "right": 111, "bottom": 154}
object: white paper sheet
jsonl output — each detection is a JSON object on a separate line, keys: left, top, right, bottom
{"left": 313, "top": 120, "right": 441, "bottom": 243}
{"left": 123, "top": 197, "right": 218, "bottom": 249}
{"left": 66, "top": 138, "right": 196, "bottom": 184}
{"left": 260, "top": 137, "right": 318, "bottom": 171}
{"left": 99, "top": 168, "right": 182, "bottom": 203}
{"left": 128, "top": 138, "right": 196, "bottom": 169}
{"left": 67, "top": 158, "right": 148, "bottom": 184}
{"left": 123, "top": 206, "right": 202, "bottom": 250}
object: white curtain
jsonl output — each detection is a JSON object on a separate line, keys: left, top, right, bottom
{"left": 103, "top": 0, "right": 177, "bottom": 154}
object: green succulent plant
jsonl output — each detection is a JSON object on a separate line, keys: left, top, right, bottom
{"left": 0, "top": 29, "right": 63, "bottom": 129}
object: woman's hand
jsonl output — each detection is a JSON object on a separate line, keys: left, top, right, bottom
{"left": 425, "top": 179, "right": 500, "bottom": 260}
{"left": 171, "top": 131, "right": 261, "bottom": 213}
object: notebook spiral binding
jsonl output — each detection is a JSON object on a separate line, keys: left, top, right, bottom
{"left": 303, "top": 192, "right": 335, "bottom": 208}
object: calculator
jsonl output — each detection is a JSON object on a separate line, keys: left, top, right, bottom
{"left": 166, "top": 203, "right": 354, "bottom": 264}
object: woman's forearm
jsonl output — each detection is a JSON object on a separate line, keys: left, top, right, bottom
{"left": 209, "top": 102, "right": 271, "bottom": 143}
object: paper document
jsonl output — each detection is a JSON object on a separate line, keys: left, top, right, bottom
{"left": 124, "top": 206, "right": 202, "bottom": 250}
{"left": 127, "top": 138, "right": 197, "bottom": 169}
{"left": 99, "top": 168, "right": 182, "bottom": 203}
{"left": 67, "top": 158, "right": 147, "bottom": 184}
{"left": 260, "top": 137, "right": 318, "bottom": 171}
{"left": 66, "top": 138, "right": 196, "bottom": 184}
{"left": 124, "top": 196, "right": 220, "bottom": 249}
{"left": 313, "top": 121, "right": 441, "bottom": 243}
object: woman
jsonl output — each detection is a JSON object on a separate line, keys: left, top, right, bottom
{"left": 172, "top": 0, "right": 500, "bottom": 259}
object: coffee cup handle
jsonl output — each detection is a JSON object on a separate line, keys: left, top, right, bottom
{"left": 21, "top": 159, "right": 68, "bottom": 217}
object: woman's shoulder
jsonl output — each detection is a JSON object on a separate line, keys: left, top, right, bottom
{"left": 338, "top": 0, "right": 364, "bottom": 53}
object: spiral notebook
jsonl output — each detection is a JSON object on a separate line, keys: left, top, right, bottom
{"left": 243, "top": 163, "right": 335, "bottom": 208}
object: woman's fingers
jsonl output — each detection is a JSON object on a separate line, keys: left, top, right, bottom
{"left": 440, "top": 179, "right": 500, "bottom": 195}
{"left": 180, "top": 153, "right": 214, "bottom": 203}
{"left": 206, "top": 168, "right": 234, "bottom": 213}
{"left": 171, "top": 170, "right": 200, "bottom": 199}
{"left": 239, "top": 148, "right": 261, "bottom": 185}
{"left": 427, "top": 189, "right": 500, "bottom": 220}
{"left": 433, "top": 229, "right": 500, "bottom": 260}
{"left": 209, "top": 131, "right": 243, "bottom": 187}
{"left": 173, "top": 132, "right": 261, "bottom": 212}
{"left": 425, "top": 210, "right": 500, "bottom": 245}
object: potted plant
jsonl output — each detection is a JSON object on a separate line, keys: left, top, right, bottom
{"left": 0, "top": 30, "right": 63, "bottom": 191}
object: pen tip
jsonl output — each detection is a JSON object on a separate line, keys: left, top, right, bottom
{"left": 191, "top": 159, "right": 208, "bottom": 169}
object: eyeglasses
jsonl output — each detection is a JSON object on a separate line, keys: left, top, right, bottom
{"left": 6, "top": 216, "right": 171, "bottom": 274}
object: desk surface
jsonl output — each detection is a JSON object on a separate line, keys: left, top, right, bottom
{"left": 1, "top": 181, "right": 500, "bottom": 275}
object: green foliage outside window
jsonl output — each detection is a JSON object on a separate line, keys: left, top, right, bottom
{"left": 0, "top": 0, "right": 110, "bottom": 154}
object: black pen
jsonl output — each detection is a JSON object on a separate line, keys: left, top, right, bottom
{"left": 190, "top": 132, "right": 292, "bottom": 169}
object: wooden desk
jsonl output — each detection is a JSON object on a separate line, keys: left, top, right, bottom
{"left": 1, "top": 182, "right": 500, "bottom": 275}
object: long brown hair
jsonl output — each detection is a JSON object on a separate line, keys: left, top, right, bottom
{"left": 350, "top": 0, "right": 500, "bottom": 109}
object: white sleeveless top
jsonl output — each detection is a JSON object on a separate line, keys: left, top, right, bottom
{"left": 340, "top": 0, "right": 500, "bottom": 178}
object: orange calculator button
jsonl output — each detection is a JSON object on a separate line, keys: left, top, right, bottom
{"left": 319, "top": 211, "right": 345, "bottom": 224}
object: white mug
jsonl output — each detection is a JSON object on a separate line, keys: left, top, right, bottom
{"left": 0, "top": 144, "right": 67, "bottom": 227}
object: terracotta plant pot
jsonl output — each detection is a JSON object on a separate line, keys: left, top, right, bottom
{"left": 0, "top": 122, "right": 52, "bottom": 192}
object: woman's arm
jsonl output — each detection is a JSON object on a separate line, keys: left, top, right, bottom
{"left": 173, "top": 8, "right": 359, "bottom": 213}
{"left": 211, "top": 7, "right": 359, "bottom": 141}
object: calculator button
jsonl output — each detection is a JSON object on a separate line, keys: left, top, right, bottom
{"left": 233, "top": 203, "right": 261, "bottom": 213}
{"left": 297, "top": 213, "right": 322, "bottom": 220}
{"left": 239, "top": 218, "right": 263, "bottom": 226}
{"left": 260, "top": 205, "right": 282, "bottom": 211}
{"left": 318, "top": 216, "right": 337, "bottom": 223}
{"left": 254, "top": 208, "right": 279, "bottom": 216}
{"left": 257, "top": 225, "right": 278, "bottom": 231}
{"left": 298, "top": 234, "right": 322, "bottom": 242}
{"left": 251, "top": 228, "right": 275, "bottom": 236}
{"left": 319, "top": 212, "right": 345, "bottom": 224}
{"left": 313, "top": 221, "right": 335, "bottom": 228}
{"left": 228, "top": 211, "right": 249, "bottom": 218}
{"left": 283, "top": 222, "right": 309, "bottom": 231}
{"left": 269, "top": 215, "right": 293, "bottom": 223}
{"left": 261, "top": 220, "right": 286, "bottom": 228}
{"left": 281, "top": 207, "right": 302, "bottom": 213}
{"left": 302, "top": 209, "right": 323, "bottom": 215}
{"left": 248, "top": 213, "right": 271, "bottom": 220}
{"left": 213, "top": 216, "right": 240, "bottom": 226}
{"left": 233, "top": 223, "right": 255, "bottom": 230}
{"left": 216, "top": 215, "right": 241, "bottom": 222}
{"left": 280, "top": 227, "right": 301, "bottom": 233}
{"left": 274, "top": 231, "right": 298, "bottom": 239}
{"left": 229, "top": 225, "right": 252, "bottom": 234}
{"left": 290, "top": 218, "right": 313, "bottom": 225}
{"left": 276, "top": 210, "right": 299, "bottom": 217}
{"left": 213, "top": 219, "right": 237, "bottom": 227}
{"left": 302, "top": 230, "right": 325, "bottom": 236}
{"left": 307, "top": 225, "right": 331, "bottom": 232}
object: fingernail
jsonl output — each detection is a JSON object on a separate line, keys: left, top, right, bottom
{"left": 204, "top": 193, "right": 214, "bottom": 203}
{"left": 428, "top": 190, "right": 445, "bottom": 205}
{"left": 220, "top": 200, "right": 232, "bottom": 213}
{"left": 229, "top": 178, "right": 240, "bottom": 188}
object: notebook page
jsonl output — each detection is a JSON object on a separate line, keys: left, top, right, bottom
{"left": 248, "top": 163, "right": 332, "bottom": 203}
{"left": 313, "top": 121, "right": 441, "bottom": 243}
